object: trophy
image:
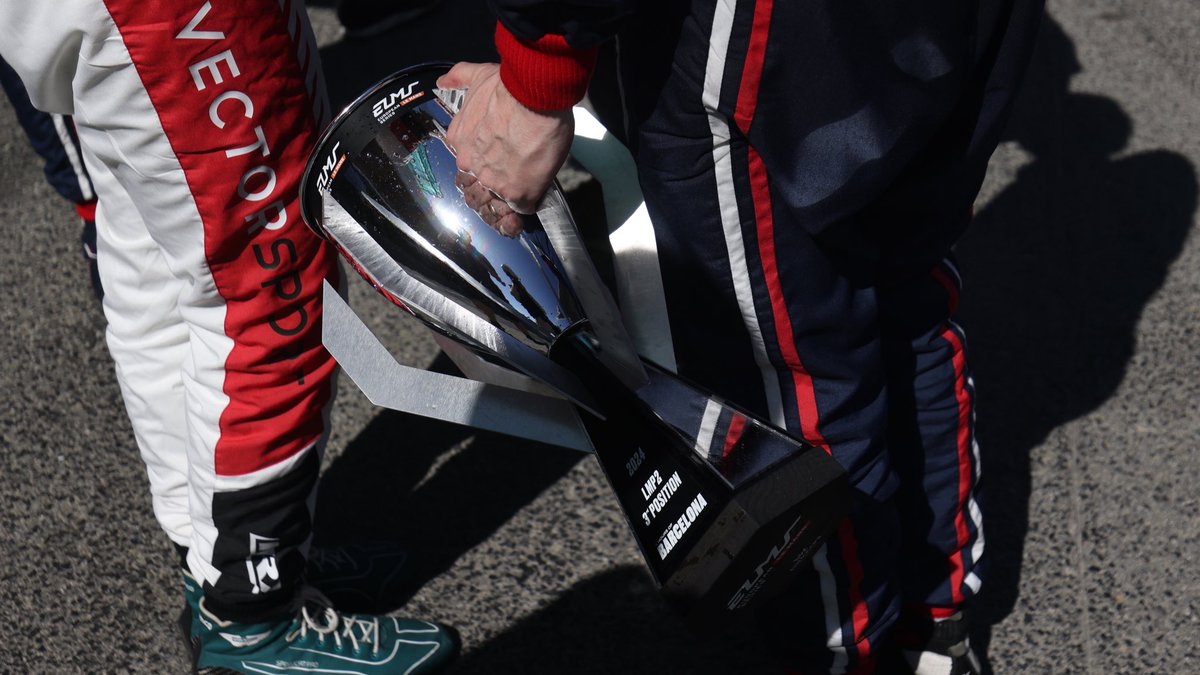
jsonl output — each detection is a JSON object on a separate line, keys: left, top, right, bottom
{"left": 299, "top": 64, "right": 849, "bottom": 629}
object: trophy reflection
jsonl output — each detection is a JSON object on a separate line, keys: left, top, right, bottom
{"left": 300, "top": 65, "right": 849, "bottom": 628}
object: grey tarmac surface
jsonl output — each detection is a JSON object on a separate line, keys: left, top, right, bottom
{"left": 0, "top": 0, "right": 1196, "bottom": 672}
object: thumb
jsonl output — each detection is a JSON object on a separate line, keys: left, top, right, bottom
{"left": 436, "top": 62, "right": 485, "bottom": 90}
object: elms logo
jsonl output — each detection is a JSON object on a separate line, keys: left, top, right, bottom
{"left": 372, "top": 81, "right": 421, "bottom": 123}
{"left": 314, "top": 141, "right": 343, "bottom": 195}
{"left": 726, "top": 514, "right": 812, "bottom": 610}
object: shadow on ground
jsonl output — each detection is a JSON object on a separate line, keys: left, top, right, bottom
{"left": 958, "top": 14, "right": 1196, "bottom": 667}
{"left": 452, "top": 565, "right": 778, "bottom": 675}
{"left": 310, "top": 354, "right": 586, "bottom": 606}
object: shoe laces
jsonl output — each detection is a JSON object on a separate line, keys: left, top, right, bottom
{"left": 285, "top": 587, "right": 381, "bottom": 656}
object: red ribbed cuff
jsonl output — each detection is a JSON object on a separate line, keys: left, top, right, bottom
{"left": 75, "top": 200, "right": 97, "bottom": 222}
{"left": 496, "top": 23, "right": 597, "bottom": 112}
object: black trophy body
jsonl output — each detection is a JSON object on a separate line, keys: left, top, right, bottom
{"left": 551, "top": 331, "right": 847, "bottom": 626}
{"left": 299, "top": 64, "right": 850, "bottom": 629}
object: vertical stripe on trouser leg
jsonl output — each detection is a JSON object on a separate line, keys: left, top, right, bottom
{"left": 746, "top": 228, "right": 881, "bottom": 670}
{"left": 813, "top": 545, "right": 850, "bottom": 674}
{"left": 835, "top": 520, "right": 872, "bottom": 669}
{"left": 703, "top": 0, "right": 786, "bottom": 428}
{"left": 940, "top": 321, "right": 982, "bottom": 607}
{"left": 964, "top": 434, "right": 985, "bottom": 595}
{"left": 962, "top": 461, "right": 985, "bottom": 595}
{"left": 50, "top": 114, "right": 95, "bottom": 202}
{"left": 745, "top": 146, "right": 826, "bottom": 450}
{"left": 729, "top": 1, "right": 884, "bottom": 669}
{"left": 886, "top": 262, "right": 984, "bottom": 620}
{"left": 765, "top": 507, "right": 901, "bottom": 675}
{"left": 743, "top": 143, "right": 876, "bottom": 671}
{"left": 99, "top": 0, "right": 337, "bottom": 619}
{"left": 938, "top": 258, "right": 985, "bottom": 600}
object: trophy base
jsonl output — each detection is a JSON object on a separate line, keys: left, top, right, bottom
{"left": 661, "top": 451, "right": 848, "bottom": 630}
{"left": 557, "top": 336, "right": 850, "bottom": 630}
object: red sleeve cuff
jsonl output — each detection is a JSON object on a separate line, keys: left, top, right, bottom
{"left": 495, "top": 23, "right": 598, "bottom": 112}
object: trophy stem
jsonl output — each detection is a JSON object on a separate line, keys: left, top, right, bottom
{"left": 549, "top": 328, "right": 730, "bottom": 577}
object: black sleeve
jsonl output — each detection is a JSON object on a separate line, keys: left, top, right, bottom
{"left": 487, "top": 0, "right": 636, "bottom": 49}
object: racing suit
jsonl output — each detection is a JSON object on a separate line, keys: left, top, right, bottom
{"left": 489, "top": 0, "right": 1042, "bottom": 670}
{"left": 1, "top": 56, "right": 96, "bottom": 220}
{"left": 0, "top": 0, "right": 338, "bottom": 622}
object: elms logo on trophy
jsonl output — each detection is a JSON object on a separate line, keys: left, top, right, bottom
{"left": 313, "top": 141, "right": 343, "bottom": 195}
{"left": 298, "top": 64, "right": 850, "bottom": 630}
{"left": 372, "top": 81, "right": 422, "bottom": 124}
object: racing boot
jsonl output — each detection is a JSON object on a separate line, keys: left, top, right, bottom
{"left": 900, "top": 611, "right": 983, "bottom": 675}
{"left": 194, "top": 588, "right": 459, "bottom": 675}
{"left": 179, "top": 542, "right": 416, "bottom": 669}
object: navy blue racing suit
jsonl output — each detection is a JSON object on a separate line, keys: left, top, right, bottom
{"left": 490, "top": 0, "right": 1043, "bottom": 670}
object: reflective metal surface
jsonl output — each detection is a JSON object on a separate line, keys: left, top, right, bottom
{"left": 320, "top": 95, "right": 582, "bottom": 354}
{"left": 320, "top": 280, "right": 593, "bottom": 452}
{"left": 333, "top": 196, "right": 606, "bottom": 414}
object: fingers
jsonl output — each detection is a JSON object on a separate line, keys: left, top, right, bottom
{"left": 455, "top": 170, "right": 476, "bottom": 189}
{"left": 440, "top": 60, "right": 551, "bottom": 235}
{"left": 495, "top": 211, "right": 524, "bottom": 237}
{"left": 456, "top": 171, "right": 526, "bottom": 236}
{"left": 455, "top": 171, "right": 488, "bottom": 209}
{"left": 458, "top": 170, "right": 539, "bottom": 215}
{"left": 440, "top": 63, "right": 498, "bottom": 172}
{"left": 480, "top": 196, "right": 524, "bottom": 237}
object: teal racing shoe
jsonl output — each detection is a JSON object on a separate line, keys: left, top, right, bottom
{"left": 194, "top": 588, "right": 459, "bottom": 674}
{"left": 180, "top": 543, "right": 422, "bottom": 670}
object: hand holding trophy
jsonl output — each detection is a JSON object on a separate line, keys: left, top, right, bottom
{"left": 299, "top": 64, "right": 849, "bottom": 630}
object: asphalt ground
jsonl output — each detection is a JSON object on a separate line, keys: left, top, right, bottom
{"left": 1, "top": 0, "right": 1197, "bottom": 672}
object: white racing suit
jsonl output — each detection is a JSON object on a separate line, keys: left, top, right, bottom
{"left": 0, "top": 0, "right": 338, "bottom": 621}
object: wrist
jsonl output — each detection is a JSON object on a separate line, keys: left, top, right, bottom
{"left": 495, "top": 23, "right": 597, "bottom": 113}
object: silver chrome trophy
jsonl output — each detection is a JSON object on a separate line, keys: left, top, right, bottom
{"left": 299, "top": 64, "right": 849, "bottom": 628}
